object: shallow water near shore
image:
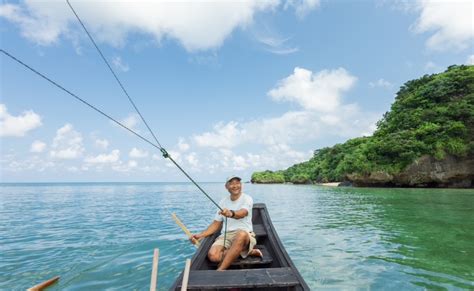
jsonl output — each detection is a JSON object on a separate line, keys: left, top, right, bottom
{"left": 1, "top": 183, "right": 473, "bottom": 290}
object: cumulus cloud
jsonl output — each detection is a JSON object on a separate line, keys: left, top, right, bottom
{"left": 194, "top": 121, "right": 246, "bottom": 148}
{"left": 0, "top": 104, "right": 42, "bottom": 137}
{"left": 194, "top": 106, "right": 377, "bottom": 150}
{"left": 0, "top": 0, "right": 281, "bottom": 51}
{"left": 177, "top": 138, "right": 190, "bottom": 152}
{"left": 186, "top": 152, "right": 199, "bottom": 168}
{"left": 369, "top": 78, "right": 393, "bottom": 89}
{"left": 112, "top": 159, "right": 138, "bottom": 172}
{"left": 411, "top": 0, "right": 473, "bottom": 51}
{"left": 49, "top": 123, "right": 84, "bottom": 159}
{"left": 201, "top": 144, "right": 312, "bottom": 173}
{"left": 129, "top": 147, "right": 149, "bottom": 158}
{"left": 30, "top": 140, "right": 46, "bottom": 153}
{"left": 2, "top": 155, "right": 55, "bottom": 173}
{"left": 0, "top": 3, "right": 69, "bottom": 45}
{"left": 268, "top": 67, "right": 357, "bottom": 112}
{"left": 85, "top": 149, "right": 120, "bottom": 164}
{"left": 193, "top": 67, "right": 378, "bottom": 173}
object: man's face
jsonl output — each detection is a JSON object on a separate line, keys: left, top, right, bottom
{"left": 226, "top": 179, "right": 242, "bottom": 196}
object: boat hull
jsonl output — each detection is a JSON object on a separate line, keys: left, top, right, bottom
{"left": 171, "top": 203, "right": 309, "bottom": 290}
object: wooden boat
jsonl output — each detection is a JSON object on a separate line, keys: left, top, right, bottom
{"left": 171, "top": 203, "right": 310, "bottom": 290}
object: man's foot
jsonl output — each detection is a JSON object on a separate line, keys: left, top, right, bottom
{"left": 249, "top": 248, "right": 263, "bottom": 257}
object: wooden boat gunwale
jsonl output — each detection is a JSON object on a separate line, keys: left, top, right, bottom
{"left": 171, "top": 203, "right": 310, "bottom": 290}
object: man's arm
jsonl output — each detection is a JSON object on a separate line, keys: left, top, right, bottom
{"left": 233, "top": 208, "right": 248, "bottom": 219}
{"left": 192, "top": 220, "right": 223, "bottom": 243}
{"left": 220, "top": 208, "right": 248, "bottom": 219}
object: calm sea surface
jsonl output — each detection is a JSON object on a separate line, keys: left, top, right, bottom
{"left": 1, "top": 183, "right": 473, "bottom": 290}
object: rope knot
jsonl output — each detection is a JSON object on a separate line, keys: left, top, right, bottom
{"left": 160, "top": 148, "right": 169, "bottom": 158}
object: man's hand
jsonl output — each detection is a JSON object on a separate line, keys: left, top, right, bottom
{"left": 219, "top": 208, "right": 233, "bottom": 218}
{"left": 190, "top": 233, "right": 204, "bottom": 245}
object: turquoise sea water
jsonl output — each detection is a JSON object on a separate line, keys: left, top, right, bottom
{"left": 1, "top": 183, "right": 473, "bottom": 290}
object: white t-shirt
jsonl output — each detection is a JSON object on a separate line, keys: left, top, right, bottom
{"left": 214, "top": 193, "right": 253, "bottom": 232}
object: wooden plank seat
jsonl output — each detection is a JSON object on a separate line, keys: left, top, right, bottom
{"left": 177, "top": 267, "right": 300, "bottom": 289}
{"left": 208, "top": 245, "right": 272, "bottom": 267}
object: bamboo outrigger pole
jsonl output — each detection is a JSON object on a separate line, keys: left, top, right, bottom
{"left": 172, "top": 213, "right": 200, "bottom": 247}
{"left": 150, "top": 248, "right": 159, "bottom": 291}
{"left": 181, "top": 259, "right": 191, "bottom": 291}
{"left": 27, "top": 276, "right": 60, "bottom": 291}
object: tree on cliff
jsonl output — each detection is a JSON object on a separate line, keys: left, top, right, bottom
{"left": 251, "top": 65, "right": 474, "bottom": 186}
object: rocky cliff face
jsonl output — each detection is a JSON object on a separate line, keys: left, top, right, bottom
{"left": 347, "top": 155, "right": 474, "bottom": 188}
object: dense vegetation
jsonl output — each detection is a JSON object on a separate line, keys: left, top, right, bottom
{"left": 251, "top": 65, "right": 474, "bottom": 184}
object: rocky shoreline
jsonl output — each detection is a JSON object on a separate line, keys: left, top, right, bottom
{"left": 252, "top": 155, "right": 473, "bottom": 188}
{"left": 347, "top": 155, "right": 473, "bottom": 188}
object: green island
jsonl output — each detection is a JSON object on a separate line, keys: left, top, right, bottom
{"left": 251, "top": 65, "right": 474, "bottom": 188}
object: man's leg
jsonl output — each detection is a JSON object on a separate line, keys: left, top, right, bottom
{"left": 217, "top": 231, "right": 249, "bottom": 271}
{"left": 208, "top": 245, "right": 225, "bottom": 263}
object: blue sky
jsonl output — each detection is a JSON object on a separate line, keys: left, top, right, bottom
{"left": 1, "top": 0, "right": 473, "bottom": 182}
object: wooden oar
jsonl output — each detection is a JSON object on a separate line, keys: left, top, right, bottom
{"left": 150, "top": 248, "right": 159, "bottom": 291}
{"left": 171, "top": 213, "right": 200, "bottom": 247}
{"left": 27, "top": 276, "right": 60, "bottom": 291}
{"left": 181, "top": 259, "right": 191, "bottom": 291}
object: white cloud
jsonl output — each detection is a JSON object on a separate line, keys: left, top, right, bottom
{"left": 284, "top": 0, "right": 320, "bottom": 18}
{"left": 193, "top": 66, "right": 378, "bottom": 172}
{"left": 194, "top": 121, "right": 246, "bottom": 148}
{"left": 202, "top": 144, "right": 312, "bottom": 173}
{"left": 85, "top": 149, "right": 120, "bottom": 164}
{"left": 49, "top": 123, "right": 84, "bottom": 159}
{"left": 268, "top": 67, "right": 357, "bottom": 112}
{"left": 0, "top": 3, "right": 68, "bottom": 46}
{"left": 119, "top": 113, "right": 139, "bottom": 131}
{"left": 369, "top": 78, "right": 393, "bottom": 89}
{"left": 129, "top": 147, "right": 149, "bottom": 158}
{"left": 3, "top": 155, "right": 55, "bottom": 173}
{"left": 111, "top": 159, "right": 138, "bottom": 172}
{"left": 95, "top": 138, "right": 109, "bottom": 149}
{"left": 0, "top": 0, "right": 280, "bottom": 51}
{"left": 186, "top": 152, "right": 199, "bottom": 167}
{"left": 466, "top": 55, "right": 474, "bottom": 65}
{"left": 411, "top": 0, "right": 473, "bottom": 51}
{"left": 112, "top": 56, "right": 129, "bottom": 72}
{"left": 177, "top": 138, "right": 190, "bottom": 152}
{"left": 194, "top": 106, "right": 378, "bottom": 150}
{"left": 30, "top": 140, "right": 46, "bottom": 153}
{"left": 254, "top": 33, "right": 299, "bottom": 55}
{"left": 0, "top": 104, "right": 42, "bottom": 137}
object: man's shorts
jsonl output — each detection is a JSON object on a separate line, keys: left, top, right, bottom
{"left": 211, "top": 230, "right": 257, "bottom": 258}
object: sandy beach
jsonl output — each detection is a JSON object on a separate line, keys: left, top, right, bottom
{"left": 316, "top": 182, "right": 341, "bottom": 187}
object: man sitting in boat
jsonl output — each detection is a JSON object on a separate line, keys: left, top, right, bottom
{"left": 192, "top": 175, "right": 263, "bottom": 270}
